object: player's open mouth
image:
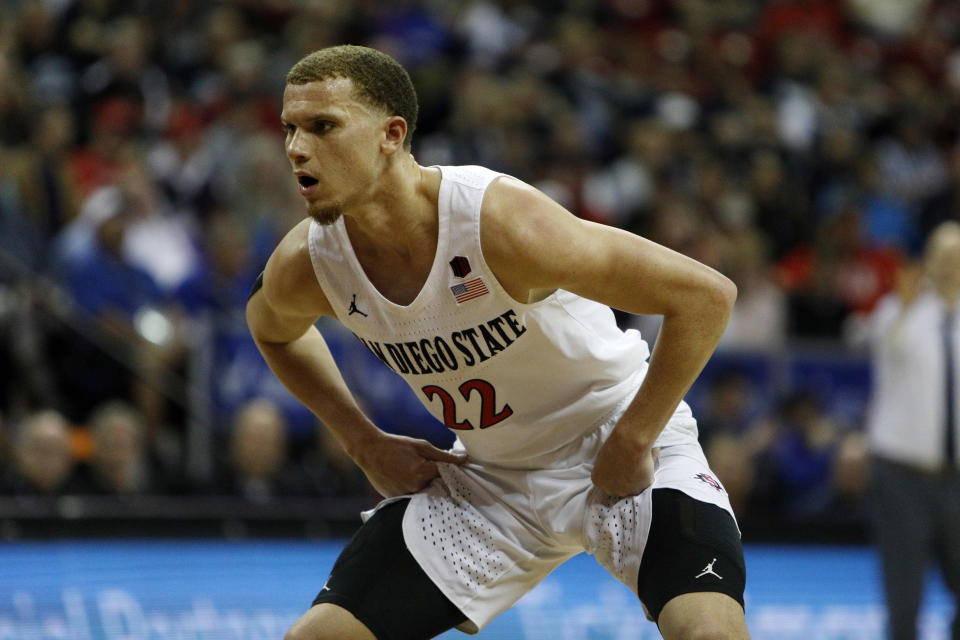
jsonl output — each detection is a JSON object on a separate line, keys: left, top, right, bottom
{"left": 297, "top": 174, "right": 319, "bottom": 195}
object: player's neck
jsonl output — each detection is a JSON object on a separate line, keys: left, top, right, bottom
{"left": 344, "top": 156, "right": 440, "bottom": 258}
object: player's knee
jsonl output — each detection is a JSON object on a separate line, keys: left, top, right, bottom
{"left": 283, "top": 610, "right": 329, "bottom": 640}
{"left": 688, "top": 626, "right": 738, "bottom": 640}
{"left": 660, "top": 612, "right": 748, "bottom": 640}
{"left": 662, "top": 624, "right": 732, "bottom": 640}
{"left": 284, "top": 623, "right": 308, "bottom": 640}
{"left": 284, "top": 604, "right": 375, "bottom": 640}
{"left": 284, "top": 618, "right": 320, "bottom": 640}
{"left": 284, "top": 623, "right": 346, "bottom": 640}
{"left": 675, "top": 622, "right": 749, "bottom": 640}
{"left": 658, "top": 591, "right": 748, "bottom": 640}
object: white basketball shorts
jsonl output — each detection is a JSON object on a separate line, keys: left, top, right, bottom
{"left": 392, "top": 416, "right": 736, "bottom": 633}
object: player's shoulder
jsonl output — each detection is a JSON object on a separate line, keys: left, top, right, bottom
{"left": 481, "top": 172, "right": 580, "bottom": 254}
{"left": 263, "top": 218, "right": 332, "bottom": 317}
{"left": 478, "top": 173, "right": 589, "bottom": 301}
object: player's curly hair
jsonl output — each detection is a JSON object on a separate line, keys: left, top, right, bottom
{"left": 287, "top": 45, "right": 418, "bottom": 150}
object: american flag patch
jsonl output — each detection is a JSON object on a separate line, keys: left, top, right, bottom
{"left": 450, "top": 277, "right": 489, "bottom": 303}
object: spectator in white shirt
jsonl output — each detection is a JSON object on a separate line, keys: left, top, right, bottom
{"left": 866, "top": 221, "right": 960, "bottom": 640}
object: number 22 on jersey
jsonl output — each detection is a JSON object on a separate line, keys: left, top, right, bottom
{"left": 421, "top": 379, "right": 513, "bottom": 430}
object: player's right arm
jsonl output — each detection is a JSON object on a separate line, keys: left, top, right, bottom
{"left": 246, "top": 219, "right": 465, "bottom": 497}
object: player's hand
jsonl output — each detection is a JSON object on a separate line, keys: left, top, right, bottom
{"left": 354, "top": 432, "right": 467, "bottom": 498}
{"left": 591, "top": 429, "right": 656, "bottom": 497}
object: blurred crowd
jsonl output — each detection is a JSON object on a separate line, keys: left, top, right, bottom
{"left": 1, "top": 0, "right": 959, "bottom": 537}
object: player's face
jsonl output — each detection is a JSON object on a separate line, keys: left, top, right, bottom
{"left": 281, "top": 77, "right": 389, "bottom": 224}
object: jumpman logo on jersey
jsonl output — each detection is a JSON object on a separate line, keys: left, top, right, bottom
{"left": 348, "top": 294, "right": 368, "bottom": 317}
{"left": 695, "top": 558, "right": 723, "bottom": 580}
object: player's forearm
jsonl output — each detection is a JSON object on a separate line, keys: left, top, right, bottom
{"left": 253, "top": 325, "right": 383, "bottom": 457}
{"left": 618, "top": 280, "right": 735, "bottom": 447}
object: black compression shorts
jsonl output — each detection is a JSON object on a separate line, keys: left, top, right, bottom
{"left": 311, "top": 499, "right": 467, "bottom": 640}
{"left": 637, "top": 488, "right": 746, "bottom": 622}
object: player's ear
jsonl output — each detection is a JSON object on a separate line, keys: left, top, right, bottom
{"left": 382, "top": 115, "right": 407, "bottom": 154}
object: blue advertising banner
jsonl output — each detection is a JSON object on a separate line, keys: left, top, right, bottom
{"left": 0, "top": 542, "right": 952, "bottom": 639}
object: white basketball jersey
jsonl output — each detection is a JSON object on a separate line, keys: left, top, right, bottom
{"left": 307, "top": 165, "right": 697, "bottom": 466}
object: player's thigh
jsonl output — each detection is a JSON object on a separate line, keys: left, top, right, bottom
{"left": 302, "top": 498, "right": 467, "bottom": 640}
{"left": 286, "top": 603, "right": 376, "bottom": 640}
{"left": 658, "top": 592, "right": 750, "bottom": 640}
{"left": 636, "top": 489, "right": 746, "bottom": 626}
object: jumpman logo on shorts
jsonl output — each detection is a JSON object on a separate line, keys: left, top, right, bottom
{"left": 348, "top": 294, "right": 368, "bottom": 317}
{"left": 695, "top": 558, "right": 723, "bottom": 580}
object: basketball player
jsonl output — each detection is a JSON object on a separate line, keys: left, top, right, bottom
{"left": 247, "top": 45, "right": 749, "bottom": 639}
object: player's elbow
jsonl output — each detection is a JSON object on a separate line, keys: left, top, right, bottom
{"left": 715, "top": 274, "right": 738, "bottom": 314}
{"left": 679, "top": 274, "right": 737, "bottom": 338}
{"left": 697, "top": 273, "right": 737, "bottom": 323}
{"left": 661, "top": 273, "right": 735, "bottom": 330}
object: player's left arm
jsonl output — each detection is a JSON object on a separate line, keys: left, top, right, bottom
{"left": 481, "top": 177, "right": 737, "bottom": 496}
